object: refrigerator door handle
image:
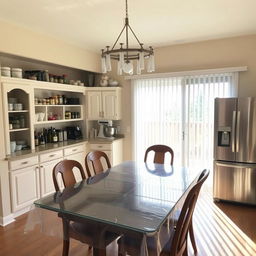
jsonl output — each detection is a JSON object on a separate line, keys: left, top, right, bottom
{"left": 236, "top": 111, "right": 241, "bottom": 152}
{"left": 232, "top": 111, "right": 236, "bottom": 152}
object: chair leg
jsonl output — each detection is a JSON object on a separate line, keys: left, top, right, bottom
{"left": 189, "top": 221, "right": 197, "bottom": 254}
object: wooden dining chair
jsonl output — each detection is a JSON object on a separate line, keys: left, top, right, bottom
{"left": 144, "top": 144, "right": 197, "bottom": 253}
{"left": 144, "top": 144, "right": 174, "bottom": 165}
{"left": 53, "top": 159, "right": 118, "bottom": 256}
{"left": 118, "top": 169, "right": 209, "bottom": 256}
{"left": 85, "top": 150, "right": 111, "bottom": 176}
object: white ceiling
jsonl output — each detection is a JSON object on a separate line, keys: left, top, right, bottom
{"left": 0, "top": 0, "right": 256, "bottom": 53}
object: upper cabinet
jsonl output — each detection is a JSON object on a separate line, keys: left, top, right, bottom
{"left": 87, "top": 87, "right": 122, "bottom": 120}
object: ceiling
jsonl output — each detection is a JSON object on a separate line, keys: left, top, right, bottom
{"left": 0, "top": 0, "right": 256, "bottom": 52}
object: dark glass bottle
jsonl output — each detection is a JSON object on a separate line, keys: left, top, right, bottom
{"left": 34, "top": 131, "right": 39, "bottom": 146}
{"left": 39, "top": 132, "right": 45, "bottom": 145}
{"left": 52, "top": 128, "right": 58, "bottom": 143}
{"left": 47, "top": 128, "right": 52, "bottom": 143}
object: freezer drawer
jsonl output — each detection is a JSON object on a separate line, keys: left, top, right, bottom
{"left": 213, "top": 161, "right": 256, "bottom": 205}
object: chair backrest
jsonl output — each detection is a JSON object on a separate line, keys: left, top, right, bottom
{"left": 85, "top": 151, "right": 111, "bottom": 176}
{"left": 144, "top": 144, "right": 174, "bottom": 165}
{"left": 52, "top": 159, "right": 86, "bottom": 191}
{"left": 170, "top": 169, "right": 209, "bottom": 256}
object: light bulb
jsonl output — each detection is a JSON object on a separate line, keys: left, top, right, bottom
{"left": 122, "top": 61, "right": 133, "bottom": 74}
{"left": 106, "top": 54, "right": 112, "bottom": 72}
{"left": 119, "top": 52, "right": 125, "bottom": 69}
{"left": 139, "top": 52, "right": 144, "bottom": 70}
{"left": 101, "top": 57, "right": 107, "bottom": 73}
{"left": 136, "top": 59, "right": 141, "bottom": 75}
{"left": 117, "top": 61, "right": 122, "bottom": 75}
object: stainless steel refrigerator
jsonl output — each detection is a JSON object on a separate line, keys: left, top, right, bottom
{"left": 213, "top": 97, "right": 256, "bottom": 205}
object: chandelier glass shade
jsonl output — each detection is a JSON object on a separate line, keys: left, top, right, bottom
{"left": 101, "top": 0, "right": 155, "bottom": 75}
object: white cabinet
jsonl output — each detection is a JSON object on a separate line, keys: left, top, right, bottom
{"left": 10, "top": 165, "right": 40, "bottom": 212}
{"left": 89, "top": 139, "right": 123, "bottom": 167}
{"left": 39, "top": 158, "right": 63, "bottom": 197}
{"left": 87, "top": 88, "right": 121, "bottom": 120}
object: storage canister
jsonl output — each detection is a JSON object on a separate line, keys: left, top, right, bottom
{"left": 11, "top": 68, "right": 22, "bottom": 78}
{"left": 1, "top": 67, "right": 11, "bottom": 77}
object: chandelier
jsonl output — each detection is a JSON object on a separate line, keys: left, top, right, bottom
{"left": 101, "top": 0, "right": 155, "bottom": 75}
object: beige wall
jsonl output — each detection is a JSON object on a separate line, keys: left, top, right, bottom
{"left": 110, "top": 34, "right": 256, "bottom": 160}
{"left": 0, "top": 20, "right": 100, "bottom": 72}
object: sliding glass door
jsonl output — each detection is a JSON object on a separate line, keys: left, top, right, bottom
{"left": 133, "top": 73, "right": 237, "bottom": 171}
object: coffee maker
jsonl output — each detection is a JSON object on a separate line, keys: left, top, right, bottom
{"left": 66, "top": 126, "right": 83, "bottom": 140}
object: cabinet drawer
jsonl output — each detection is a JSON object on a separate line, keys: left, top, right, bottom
{"left": 9, "top": 156, "right": 39, "bottom": 171}
{"left": 39, "top": 150, "right": 63, "bottom": 163}
{"left": 90, "top": 143, "right": 112, "bottom": 151}
{"left": 64, "top": 144, "right": 85, "bottom": 156}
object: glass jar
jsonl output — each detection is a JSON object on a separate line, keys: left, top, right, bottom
{"left": 19, "top": 115, "right": 25, "bottom": 128}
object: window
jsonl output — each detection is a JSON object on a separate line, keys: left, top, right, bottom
{"left": 133, "top": 72, "right": 238, "bottom": 172}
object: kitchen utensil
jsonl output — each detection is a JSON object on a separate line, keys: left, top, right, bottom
{"left": 104, "top": 126, "right": 116, "bottom": 137}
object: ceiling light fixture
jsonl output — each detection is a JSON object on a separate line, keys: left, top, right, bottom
{"left": 101, "top": 0, "right": 155, "bottom": 75}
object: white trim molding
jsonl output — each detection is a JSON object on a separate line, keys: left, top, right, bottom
{"left": 125, "top": 66, "right": 247, "bottom": 80}
{"left": 0, "top": 214, "right": 15, "bottom": 226}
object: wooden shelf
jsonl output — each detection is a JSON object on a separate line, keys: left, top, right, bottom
{"left": 35, "top": 105, "right": 82, "bottom": 107}
{"left": 8, "top": 110, "right": 29, "bottom": 113}
{"left": 9, "top": 128, "right": 30, "bottom": 132}
{"left": 34, "top": 118, "right": 83, "bottom": 125}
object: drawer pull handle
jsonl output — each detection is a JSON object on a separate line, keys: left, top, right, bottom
{"left": 21, "top": 161, "right": 28, "bottom": 165}
{"left": 49, "top": 154, "right": 56, "bottom": 157}
{"left": 98, "top": 146, "right": 103, "bottom": 148}
{"left": 72, "top": 149, "right": 78, "bottom": 152}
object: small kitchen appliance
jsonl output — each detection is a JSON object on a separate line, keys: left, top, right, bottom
{"left": 66, "top": 126, "right": 83, "bottom": 140}
{"left": 97, "top": 120, "right": 115, "bottom": 138}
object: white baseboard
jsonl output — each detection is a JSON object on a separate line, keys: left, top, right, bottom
{"left": 13, "top": 206, "right": 32, "bottom": 218}
{"left": 0, "top": 206, "right": 32, "bottom": 226}
{"left": 0, "top": 214, "right": 15, "bottom": 226}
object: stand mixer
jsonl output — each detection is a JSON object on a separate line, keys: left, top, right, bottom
{"left": 97, "top": 120, "right": 115, "bottom": 138}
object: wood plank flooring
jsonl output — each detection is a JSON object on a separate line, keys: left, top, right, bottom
{"left": 0, "top": 187, "right": 255, "bottom": 256}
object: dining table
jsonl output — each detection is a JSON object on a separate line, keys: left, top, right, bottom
{"left": 33, "top": 160, "right": 199, "bottom": 256}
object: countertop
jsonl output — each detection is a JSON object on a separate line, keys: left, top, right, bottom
{"left": 88, "top": 135, "right": 124, "bottom": 144}
{"left": 6, "top": 139, "right": 88, "bottom": 161}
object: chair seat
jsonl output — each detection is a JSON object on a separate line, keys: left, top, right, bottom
{"left": 70, "top": 221, "right": 120, "bottom": 248}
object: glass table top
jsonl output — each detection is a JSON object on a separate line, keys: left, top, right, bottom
{"left": 34, "top": 161, "right": 198, "bottom": 234}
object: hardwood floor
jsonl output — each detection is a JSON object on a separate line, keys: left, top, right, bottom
{"left": 0, "top": 188, "right": 255, "bottom": 256}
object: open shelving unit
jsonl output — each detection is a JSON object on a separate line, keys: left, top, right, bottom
{"left": 2, "top": 77, "right": 87, "bottom": 155}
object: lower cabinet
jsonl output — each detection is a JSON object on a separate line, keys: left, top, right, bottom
{"left": 8, "top": 142, "right": 87, "bottom": 215}
{"left": 39, "top": 158, "right": 63, "bottom": 197}
{"left": 89, "top": 139, "right": 123, "bottom": 167}
{"left": 10, "top": 165, "right": 40, "bottom": 212}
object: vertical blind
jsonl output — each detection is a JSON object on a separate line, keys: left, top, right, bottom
{"left": 133, "top": 72, "right": 238, "bottom": 171}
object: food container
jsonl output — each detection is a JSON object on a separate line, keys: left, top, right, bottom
{"left": 10, "top": 141, "right": 16, "bottom": 153}
{"left": 11, "top": 68, "right": 22, "bottom": 78}
{"left": 1, "top": 67, "right": 11, "bottom": 77}
{"left": 15, "top": 144, "right": 23, "bottom": 151}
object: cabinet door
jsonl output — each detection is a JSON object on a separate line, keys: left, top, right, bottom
{"left": 40, "top": 158, "right": 63, "bottom": 197}
{"left": 102, "top": 91, "right": 117, "bottom": 119}
{"left": 10, "top": 165, "right": 40, "bottom": 212}
{"left": 87, "top": 91, "right": 102, "bottom": 120}
{"left": 66, "top": 152, "right": 87, "bottom": 180}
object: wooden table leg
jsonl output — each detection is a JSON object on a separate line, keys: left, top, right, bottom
{"left": 93, "top": 248, "right": 106, "bottom": 256}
